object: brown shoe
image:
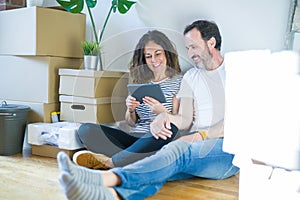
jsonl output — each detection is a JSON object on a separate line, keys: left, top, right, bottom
{"left": 72, "top": 150, "right": 111, "bottom": 170}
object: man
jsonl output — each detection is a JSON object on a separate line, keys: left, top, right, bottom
{"left": 57, "top": 20, "right": 239, "bottom": 200}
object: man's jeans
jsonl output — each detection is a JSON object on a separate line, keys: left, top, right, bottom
{"left": 111, "top": 138, "right": 239, "bottom": 200}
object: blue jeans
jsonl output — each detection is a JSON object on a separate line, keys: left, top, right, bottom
{"left": 111, "top": 138, "right": 239, "bottom": 200}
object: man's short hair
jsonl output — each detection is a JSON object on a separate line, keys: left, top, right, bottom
{"left": 183, "top": 20, "right": 222, "bottom": 51}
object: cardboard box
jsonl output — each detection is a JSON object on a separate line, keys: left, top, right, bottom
{"left": 31, "top": 145, "right": 82, "bottom": 159}
{"left": 0, "top": 56, "right": 82, "bottom": 103}
{"left": 0, "top": 99, "right": 59, "bottom": 123}
{"left": 238, "top": 161, "right": 300, "bottom": 200}
{"left": 223, "top": 50, "right": 300, "bottom": 171}
{"left": 0, "top": 7, "right": 85, "bottom": 58}
{"left": 60, "top": 95, "right": 126, "bottom": 124}
{"left": 59, "top": 69, "right": 129, "bottom": 98}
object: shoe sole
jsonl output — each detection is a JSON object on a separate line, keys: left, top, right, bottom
{"left": 73, "top": 150, "right": 109, "bottom": 170}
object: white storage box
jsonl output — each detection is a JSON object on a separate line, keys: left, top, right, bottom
{"left": 28, "top": 122, "right": 83, "bottom": 150}
{"left": 0, "top": 99, "right": 59, "bottom": 123}
{"left": 60, "top": 95, "right": 126, "bottom": 124}
{"left": 0, "top": 7, "right": 85, "bottom": 58}
{"left": 0, "top": 56, "right": 82, "bottom": 103}
{"left": 59, "top": 69, "right": 129, "bottom": 98}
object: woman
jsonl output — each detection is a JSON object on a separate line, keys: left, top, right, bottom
{"left": 74, "top": 30, "right": 182, "bottom": 169}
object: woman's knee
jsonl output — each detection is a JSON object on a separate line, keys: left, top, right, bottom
{"left": 77, "top": 123, "right": 98, "bottom": 139}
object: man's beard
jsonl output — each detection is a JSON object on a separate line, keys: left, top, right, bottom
{"left": 195, "top": 62, "right": 205, "bottom": 69}
{"left": 194, "top": 53, "right": 213, "bottom": 70}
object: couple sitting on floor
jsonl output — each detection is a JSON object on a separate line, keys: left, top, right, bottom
{"left": 57, "top": 19, "right": 239, "bottom": 200}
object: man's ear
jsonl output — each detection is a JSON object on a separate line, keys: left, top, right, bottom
{"left": 208, "top": 37, "right": 216, "bottom": 49}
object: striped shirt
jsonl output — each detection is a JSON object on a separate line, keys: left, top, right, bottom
{"left": 131, "top": 74, "right": 182, "bottom": 134}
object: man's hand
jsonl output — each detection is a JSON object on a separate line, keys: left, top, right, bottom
{"left": 150, "top": 112, "right": 173, "bottom": 140}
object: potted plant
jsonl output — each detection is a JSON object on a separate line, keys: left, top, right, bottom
{"left": 82, "top": 40, "right": 101, "bottom": 70}
{"left": 56, "top": 0, "right": 136, "bottom": 70}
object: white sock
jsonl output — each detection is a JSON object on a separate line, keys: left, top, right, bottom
{"left": 57, "top": 151, "right": 104, "bottom": 185}
{"left": 59, "top": 172, "right": 116, "bottom": 200}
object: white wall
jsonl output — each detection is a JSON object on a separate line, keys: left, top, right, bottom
{"left": 293, "top": 32, "right": 300, "bottom": 51}
{"left": 83, "top": 0, "right": 291, "bottom": 72}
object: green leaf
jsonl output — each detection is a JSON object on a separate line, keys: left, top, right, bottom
{"left": 81, "top": 41, "right": 101, "bottom": 55}
{"left": 86, "top": 0, "right": 97, "bottom": 8}
{"left": 56, "top": 0, "right": 84, "bottom": 13}
{"left": 117, "top": 0, "right": 136, "bottom": 14}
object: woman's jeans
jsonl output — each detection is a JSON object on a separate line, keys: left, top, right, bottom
{"left": 111, "top": 138, "right": 239, "bottom": 200}
{"left": 77, "top": 123, "right": 179, "bottom": 166}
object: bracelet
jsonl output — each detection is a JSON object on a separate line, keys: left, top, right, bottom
{"left": 198, "top": 130, "right": 207, "bottom": 140}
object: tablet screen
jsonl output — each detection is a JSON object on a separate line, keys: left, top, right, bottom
{"left": 127, "top": 83, "right": 166, "bottom": 103}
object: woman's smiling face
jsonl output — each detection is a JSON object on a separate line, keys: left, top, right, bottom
{"left": 144, "top": 40, "right": 167, "bottom": 75}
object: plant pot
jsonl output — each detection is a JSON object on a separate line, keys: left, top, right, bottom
{"left": 84, "top": 55, "right": 99, "bottom": 70}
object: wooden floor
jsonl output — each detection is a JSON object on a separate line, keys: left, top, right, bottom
{"left": 0, "top": 153, "right": 239, "bottom": 200}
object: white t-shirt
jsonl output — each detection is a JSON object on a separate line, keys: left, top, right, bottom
{"left": 177, "top": 64, "right": 225, "bottom": 131}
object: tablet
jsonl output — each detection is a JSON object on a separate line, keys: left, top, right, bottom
{"left": 127, "top": 83, "right": 166, "bottom": 103}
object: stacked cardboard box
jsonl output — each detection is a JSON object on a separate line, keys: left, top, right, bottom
{"left": 59, "top": 69, "right": 129, "bottom": 124}
{"left": 0, "top": 7, "right": 85, "bottom": 123}
{"left": 0, "top": 7, "right": 86, "bottom": 157}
